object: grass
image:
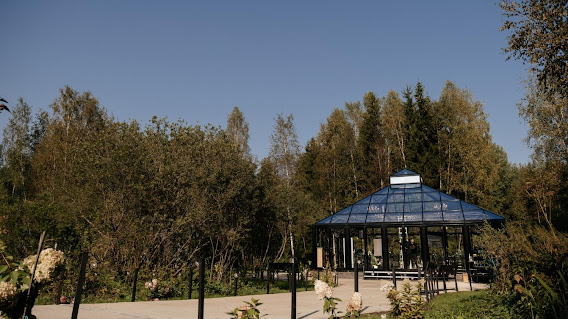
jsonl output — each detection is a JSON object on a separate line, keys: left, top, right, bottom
{"left": 423, "top": 290, "right": 512, "bottom": 319}
{"left": 359, "top": 290, "right": 512, "bottom": 319}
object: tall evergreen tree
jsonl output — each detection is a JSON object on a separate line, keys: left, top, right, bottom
{"left": 358, "top": 91, "right": 387, "bottom": 192}
{"left": 226, "top": 106, "right": 250, "bottom": 157}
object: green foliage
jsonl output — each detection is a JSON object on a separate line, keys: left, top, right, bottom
{"left": 323, "top": 295, "right": 342, "bottom": 319}
{"left": 0, "top": 80, "right": 542, "bottom": 306}
{"left": 423, "top": 290, "right": 512, "bottom": 319}
{"left": 500, "top": 0, "right": 568, "bottom": 99}
{"left": 319, "top": 264, "right": 337, "bottom": 287}
{"left": 474, "top": 222, "right": 568, "bottom": 318}
{"left": 386, "top": 279, "right": 425, "bottom": 319}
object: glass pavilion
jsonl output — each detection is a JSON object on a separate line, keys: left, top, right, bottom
{"left": 312, "top": 169, "right": 505, "bottom": 274}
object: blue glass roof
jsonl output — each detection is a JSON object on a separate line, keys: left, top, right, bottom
{"left": 315, "top": 170, "right": 505, "bottom": 226}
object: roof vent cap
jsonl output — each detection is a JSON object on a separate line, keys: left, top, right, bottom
{"left": 390, "top": 170, "right": 422, "bottom": 188}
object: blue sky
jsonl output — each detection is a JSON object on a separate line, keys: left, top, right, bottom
{"left": 0, "top": 1, "right": 531, "bottom": 164}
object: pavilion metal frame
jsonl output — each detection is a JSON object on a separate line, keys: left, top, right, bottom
{"left": 311, "top": 170, "right": 505, "bottom": 276}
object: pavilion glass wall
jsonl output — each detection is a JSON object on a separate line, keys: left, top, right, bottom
{"left": 314, "top": 224, "right": 473, "bottom": 272}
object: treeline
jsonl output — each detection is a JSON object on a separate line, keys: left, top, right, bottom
{"left": 0, "top": 80, "right": 561, "bottom": 286}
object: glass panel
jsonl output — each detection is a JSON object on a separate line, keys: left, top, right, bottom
{"left": 351, "top": 204, "right": 368, "bottom": 214}
{"left": 366, "top": 213, "right": 384, "bottom": 223}
{"left": 353, "top": 197, "right": 371, "bottom": 205}
{"left": 484, "top": 211, "right": 505, "bottom": 220}
{"left": 463, "top": 210, "right": 485, "bottom": 221}
{"left": 366, "top": 228, "right": 384, "bottom": 270}
{"left": 390, "top": 188, "right": 404, "bottom": 194}
{"left": 404, "top": 202, "right": 423, "bottom": 213}
{"left": 427, "top": 227, "right": 444, "bottom": 264}
{"left": 317, "top": 215, "right": 333, "bottom": 224}
{"left": 423, "top": 201, "right": 442, "bottom": 211}
{"left": 387, "top": 203, "right": 404, "bottom": 213}
{"left": 387, "top": 227, "right": 402, "bottom": 269}
{"left": 368, "top": 203, "right": 386, "bottom": 213}
{"left": 440, "top": 193, "right": 457, "bottom": 201}
{"left": 384, "top": 213, "right": 403, "bottom": 223}
{"left": 387, "top": 194, "right": 404, "bottom": 203}
{"left": 405, "top": 227, "right": 422, "bottom": 269}
{"left": 423, "top": 211, "right": 443, "bottom": 221}
{"left": 442, "top": 201, "right": 461, "bottom": 211}
{"left": 375, "top": 188, "right": 390, "bottom": 195}
{"left": 423, "top": 192, "right": 440, "bottom": 202}
{"left": 446, "top": 226, "right": 465, "bottom": 268}
{"left": 370, "top": 194, "right": 388, "bottom": 203}
{"left": 405, "top": 187, "right": 422, "bottom": 193}
{"left": 404, "top": 212, "right": 422, "bottom": 222}
{"left": 348, "top": 214, "right": 367, "bottom": 223}
{"left": 335, "top": 206, "right": 352, "bottom": 216}
{"left": 460, "top": 202, "right": 479, "bottom": 211}
{"left": 405, "top": 192, "right": 422, "bottom": 202}
{"left": 443, "top": 211, "right": 464, "bottom": 222}
{"left": 331, "top": 214, "right": 349, "bottom": 223}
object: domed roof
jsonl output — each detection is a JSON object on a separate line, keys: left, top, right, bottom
{"left": 315, "top": 170, "right": 505, "bottom": 226}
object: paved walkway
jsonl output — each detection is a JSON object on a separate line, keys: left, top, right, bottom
{"left": 32, "top": 278, "right": 487, "bottom": 319}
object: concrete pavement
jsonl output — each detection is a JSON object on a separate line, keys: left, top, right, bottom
{"left": 32, "top": 277, "right": 488, "bottom": 319}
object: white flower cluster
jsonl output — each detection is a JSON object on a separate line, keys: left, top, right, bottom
{"left": 0, "top": 281, "right": 17, "bottom": 301}
{"left": 314, "top": 279, "right": 333, "bottom": 300}
{"left": 22, "top": 248, "right": 65, "bottom": 283}
{"left": 377, "top": 279, "right": 394, "bottom": 292}
{"left": 346, "top": 292, "right": 363, "bottom": 313}
{"left": 145, "top": 278, "right": 159, "bottom": 291}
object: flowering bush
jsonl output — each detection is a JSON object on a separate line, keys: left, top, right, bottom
{"left": 377, "top": 280, "right": 394, "bottom": 292}
{"left": 345, "top": 292, "right": 363, "bottom": 318}
{"left": 315, "top": 279, "right": 341, "bottom": 318}
{"left": 386, "top": 279, "right": 425, "bottom": 319}
{"left": 0, "top": 241, "right": 64, "bottom": 319}
{"left": 144, "top": 278, "right": 172, "bottom": 301}
{"left": 21, "top": 248, "right": 64, "bottom": 284}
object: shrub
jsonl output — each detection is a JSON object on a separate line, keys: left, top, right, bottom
{"left": 474, "top": 222, "right": 568, "bottom": 318}
{"left": 386, "top": 279, "right": 425, "bottom": 319}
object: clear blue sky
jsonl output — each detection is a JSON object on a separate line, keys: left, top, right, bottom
{"left": 0, "top": 1, "right": 531, "bottom": 164}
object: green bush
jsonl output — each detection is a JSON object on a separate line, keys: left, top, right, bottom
{"left": 474, "top": 222, "right": 568, "bottom": 318}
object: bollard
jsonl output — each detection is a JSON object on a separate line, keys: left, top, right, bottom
{"left": 198, "top": 258, "right": 205, "bottom": 319}
{"left": 71, "top": 251, "right": 89, "bottom": 319}
{"left": 131, "top": 268, "right": 139, "bottom": 302}
{"left": 392, "top": 267, "right": 397, "bottom": 289}
{"left": 266, "top": 269, "right": 270, "bottom": 294}
{"left": 233, "top": 273, "right": 238, "bottom": 296}
{"left": 291, "top": 262, "right": 296, "bottom": 319}
{"left": 188, "top": 267, "right": 193, "bottom": 299}
{"left": 354, "top": 260, "right": 359, "bottom": 292}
